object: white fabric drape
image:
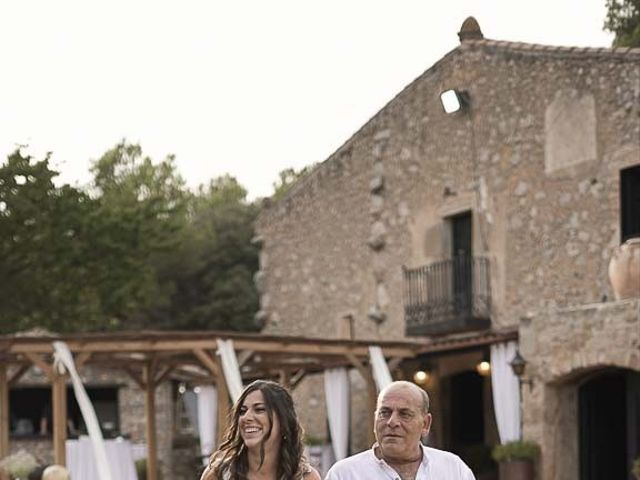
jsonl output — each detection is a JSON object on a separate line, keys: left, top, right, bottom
{"left": 197, "top": 386, "right": 218, "bottom": 465}
{"left": 66, "top": 437, "right": 137, "bottom": 480}
{"left": 368, "top": 346, "right": 392, "bottom": 391}
{"left": 216, "top": 339, "right": 243, "bottom": 403}
{"left": 52, "top": 341, "right": 115, "bottom": 480}
{"left": 490, "top": 341, "right": 521, "bottom": 443}
{"left": 324, "top": 367, "right": 349, "bottom": 462}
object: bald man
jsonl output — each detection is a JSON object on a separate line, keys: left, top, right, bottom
{"left": 42, "top": 465, "right": 70, "bottom": 480}
{"left": 325, "top": 381, "right": 475, "bottom": 480}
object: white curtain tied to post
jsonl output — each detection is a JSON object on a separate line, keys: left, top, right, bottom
{"left": 324, "top": 367, "right": 349, "bottom": 462}
{"left": 490, "top": 341, "right": 521, "bottom": 442}
{"left": 52, "top": 341, "right": 114, "bottom": 480}
{"left": 368, "top": 346, "right": 392, "bottom": 391}
{"left": 216, "top": 339, "right": 243, "bottom": 403}
{"left": 196, "top": 386, "right": 218, "bottom": 465}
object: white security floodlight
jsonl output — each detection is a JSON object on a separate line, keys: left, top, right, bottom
{"left": 440, "top": 89, "right": 469, "bottom": 114}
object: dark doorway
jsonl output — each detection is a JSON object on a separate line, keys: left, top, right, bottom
{"left": 448, "top": 370, "right": 495, "bottom": 475}
{"left": 450, "top": 212, "right": 472, "bottom": 312}
{"left": 620, "top": 164, "right": 640, "bottom": 242}
{"left": 579, "top": 370, "right": 640, "bottom": 480}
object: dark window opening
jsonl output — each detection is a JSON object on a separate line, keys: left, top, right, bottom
{"left": 621, "top": 165, "right": 640, "bottom": 242}
{"left": 9, "top": 386, "right": 119, "bottom": 438}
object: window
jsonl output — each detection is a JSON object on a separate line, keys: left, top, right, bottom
{"left": 621, "top": 165, "right": 640, "bottom": 243}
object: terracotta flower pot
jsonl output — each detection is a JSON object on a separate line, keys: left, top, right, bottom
{"left": 608, "top": 237, "right": 640, "bottom": 300}
{"left": 499, "top": 459, "right": 534, "bottom": 480}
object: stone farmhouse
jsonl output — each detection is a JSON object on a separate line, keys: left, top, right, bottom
{"left": 255, "top": 18, "right": 640, "bottom": 479}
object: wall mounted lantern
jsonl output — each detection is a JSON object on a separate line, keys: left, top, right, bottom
{"left": 510, "top": 349, "right": 533, "bottom": 388}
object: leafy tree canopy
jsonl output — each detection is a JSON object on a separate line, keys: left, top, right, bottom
{"left": 0, "top": 142, "right": 260, "bottom": 334}
{"left": 0, "top": 150, "right": 102, "bottom": 332}
{"left": 605, "top": 0, "right": 640, "bottom": 47}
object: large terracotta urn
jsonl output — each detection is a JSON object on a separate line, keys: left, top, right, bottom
{"left": 608, "top": 237, "right": 640, "bottom": 300}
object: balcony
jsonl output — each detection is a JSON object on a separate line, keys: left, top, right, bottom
{"left": 403, "top": 256, "right": 491, "bottom": 336}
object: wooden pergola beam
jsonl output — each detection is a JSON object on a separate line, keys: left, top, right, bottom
{"left": 153, "top": 366, "right": 175, "bottom": 388}
{"left": 74, "top": 352, "right": 92, "bottom": 369}
{"left": 8, "top": 364, "right": 30, "bottom": 386}
{"left": 7, "top": 338, "right": 416, "bottom": 359}
{"left": 23, "top": 352, "right": 54, "bottom": 380}
{"left": 289, "top": 369, "right": 307, "bottom": 389}
{"left": 123, "top": 366, "right": 145, "bottom": 390}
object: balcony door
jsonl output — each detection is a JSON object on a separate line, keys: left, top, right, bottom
{"left": 450, "top": 212, "right": 472, "bottom": 312}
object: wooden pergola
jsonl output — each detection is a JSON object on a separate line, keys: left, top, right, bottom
{"left": 0, "top": 330, "right": 419, "bottom": 479}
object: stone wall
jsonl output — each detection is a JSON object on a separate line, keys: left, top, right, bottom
{"left": 520, "top": 299, "right": 640, "bottom": 479}
{"left": 255, "top": 31, "right": 640, "bottom": 462}
{"left": 256, "top": 40, "right": 640, "bottom": 341}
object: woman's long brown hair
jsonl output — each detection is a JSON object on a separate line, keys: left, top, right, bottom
{"left": 205, "top": 380, "right": 306, "bottom": 480}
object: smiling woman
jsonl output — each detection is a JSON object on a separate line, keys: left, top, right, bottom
{"left": 200, "top": 380, "right": 321, "bottom": 480}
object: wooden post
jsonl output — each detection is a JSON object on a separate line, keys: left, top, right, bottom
{"left": 0, "top": 364, "right": 9, "bottom": 458}
{"left": 143, "top": 362, "right": 158, "bottom": 480}
{"left": 347, "top": 354, "right": 378, "bottom": 446}
{"left": 52, "top": 371, "right": 67, "bottom": 466}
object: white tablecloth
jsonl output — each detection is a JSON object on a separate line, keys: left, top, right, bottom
{"left": 66, "top": 436, "right": 138, "bottom": 480}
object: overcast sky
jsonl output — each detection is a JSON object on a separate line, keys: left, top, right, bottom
{"left": 0, "top": 1, "right": 614, "bottom": 199}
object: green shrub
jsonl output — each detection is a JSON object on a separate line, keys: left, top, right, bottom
{"left": 304, "top": 434, "right": 325, "bottom": 446}
{"left": 135, "top": 459, "right": 163, "bottom": 480}
{"left": 632, "top": 456, "right": 640, "bottom": 480}
{"left": 491, "top": 440, "right": 539, "bottom": 463}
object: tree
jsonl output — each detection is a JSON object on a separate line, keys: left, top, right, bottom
{"left": 0, "top": 142, "right": 260, "bottom": 334}
{"left": 604, "top": 0, "right": 640, "bottom": 47}
{"left": 153, "top": 175, "right": 260, "bottom": 331}
{"left": 87, "top": 141, "right": 189, "bottom": 328}
{"left": 0, "top": 150, "right": 103, "bottom": 332}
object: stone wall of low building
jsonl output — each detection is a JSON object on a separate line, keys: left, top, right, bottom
{"left": 520, "top": 299, "right": 640, "bottom": 479}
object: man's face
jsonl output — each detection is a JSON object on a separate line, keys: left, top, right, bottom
{"left": 374, "top": 385, "right": 432, "bottom": 462}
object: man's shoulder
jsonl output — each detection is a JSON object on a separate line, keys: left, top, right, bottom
{"left": 423, "top": 446, "right": 474, "bottom": 474}
{"left": 424, "top": 446, "right": 463, "bottom": 461}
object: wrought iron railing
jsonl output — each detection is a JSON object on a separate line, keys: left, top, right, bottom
{"left": 403, "top": 256, "right": 491, "bottom": 336}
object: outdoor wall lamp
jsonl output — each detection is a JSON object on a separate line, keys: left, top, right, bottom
{"left": 413, "top": 369, "right": 432, "bottom": 386}
{"left": 440, "top": 89, "right": 470, "bottom": 114}
{"left": 510, "top": 349, "right": 533, "bottom": 388}
{"left": 475, "top": 360, "right": 491, "bottom": 377}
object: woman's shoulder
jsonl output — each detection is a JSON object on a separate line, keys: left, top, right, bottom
{"left": 302, "top": 466, "right": 321, "bottom": 480}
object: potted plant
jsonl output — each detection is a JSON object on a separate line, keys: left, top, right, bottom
{"left": 491, "top": 440, "right": 539, "bottom": 480}
{"left": 632, "top": 456, "right": 640, "bottom": 480}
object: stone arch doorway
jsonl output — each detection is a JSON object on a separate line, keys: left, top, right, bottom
{"left": 578, "top": 368, "right": 640, "bottom": 480}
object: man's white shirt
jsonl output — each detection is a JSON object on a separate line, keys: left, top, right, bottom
{"left": 324, "top": 444, "right": 476, "bottom": 480}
